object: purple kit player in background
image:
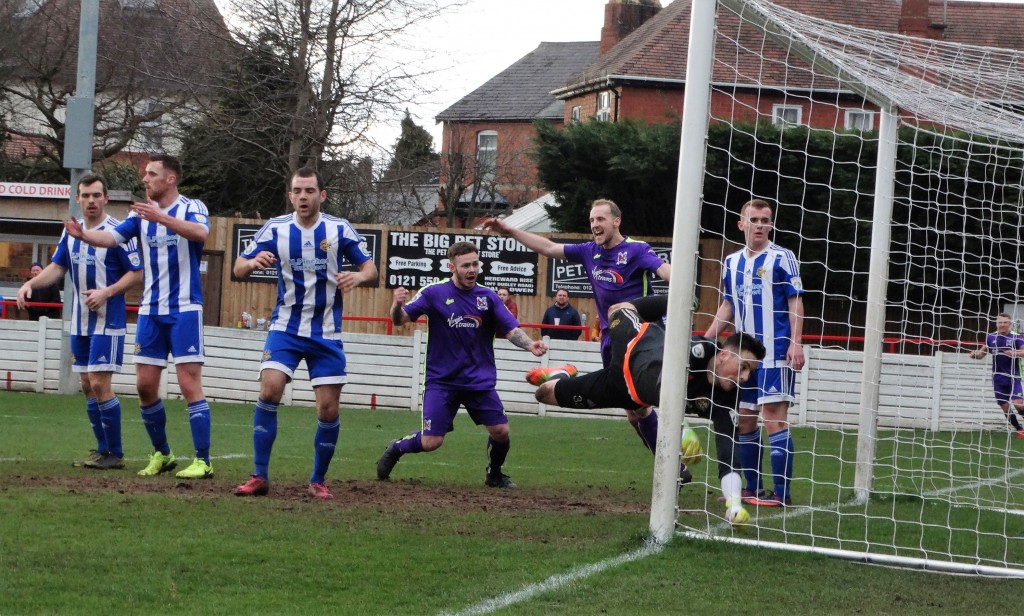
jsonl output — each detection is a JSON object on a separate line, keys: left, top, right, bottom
{"left": 968, "top": 313, "right": 1024, "bottom": 439}
{"left": 19, "top": 175, "right": 143, "bottom": 469}
{"left": 64, "top": 154, "right": 214, "bottom": 480}
{"left": 483, "top": 199, "right": 671, "bottom": 458}
{"left": 376, "top": 241, "right": 547, "bottom": 489}
{"left": 706, "top": 198, "right": 805, "bottom": 507}
{"left": 232, "top": 167, "right": 378, "bottom": 500}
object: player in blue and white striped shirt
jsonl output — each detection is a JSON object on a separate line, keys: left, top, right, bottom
{"left": 20, "top": 175, "right": 143, "bottom": 469}
{"left": 65, "top": 155, "right": 214, "bottom": 480}
{"left": 706, "top": 198, "right": 805, "bottom": 507}
{"left": 232, "top": 167, "right": 378, "bottom": 500}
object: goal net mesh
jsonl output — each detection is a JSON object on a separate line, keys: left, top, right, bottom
{"left": 676, "top": 0, "right": 1024, "bottom": 575}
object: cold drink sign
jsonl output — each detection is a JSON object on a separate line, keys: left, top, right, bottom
{"left": 385, "top": 230, "right": 538, "bottom": 294}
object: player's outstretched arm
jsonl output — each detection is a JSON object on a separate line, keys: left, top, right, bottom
{"left": 64, "top": 218, "right": 117, "bottom": 248}
{"left": 482, "top": 218, "right": 566, "bottom": 259}
{"left": 506, "top": 328, "right": 547, "bottom": 357}
{"left": 16, "top": 263, "right": 66, "bottom": 309}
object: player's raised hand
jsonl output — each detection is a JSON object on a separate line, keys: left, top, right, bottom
{"left": 130, "top": 200, "right": 165, "bottom": 223}
{"left": 393, "top": 286, "right": 410, "bottom": 306}
{"left": 481, "top": 218, "right": 510, "bottom": 235}
{"left": 64, "top": 217, "right": 84, "bottom": 239}
{"left": 529, "top": 340, "right": 548, "bottom": 357}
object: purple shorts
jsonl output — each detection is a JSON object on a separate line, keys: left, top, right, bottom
{"left": 992, "top": 375, "right": 1023, "bottom": 405}
{"left": 421, "top": 387, "right": 508, "bottom": 436}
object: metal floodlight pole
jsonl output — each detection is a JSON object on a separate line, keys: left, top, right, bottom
{"left": 58, "top": 0, "right": 100, "bottom": 394}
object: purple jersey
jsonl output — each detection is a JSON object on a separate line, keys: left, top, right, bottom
{"left": 403, "top": 279, "right": 519, "bottom": 390}
{"left": 985, "top": 332, "right": 1024, "bottom": 379}
{"left": 563, "top": 238, "right": 665, "bottom": 332}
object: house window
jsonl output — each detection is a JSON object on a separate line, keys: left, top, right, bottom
{"left": 476, "top": 131, "right": 497, "bottom": 181}
{"left": 845, "top": 109, "right": 875, "bottom": 131}
{"left": 596, "top": 92, "right": 612, "bottom": 122}
{"left": 772, "top": 104, "right": 802, "bottom": 126}
{"left": 570, "top": 106, "right": 582, "bottom": 124}
{"left": 138, "top": 99, "right": 165, "bottom": 152}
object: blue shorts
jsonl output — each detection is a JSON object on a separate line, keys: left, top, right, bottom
{"left": 261, "top": 330, "right": 347, "bottom": 387}
{"left": 70, "top": 333, "right": 124, "bottom": 373}
{"left": 421, "top": 387, "right": 508, "bottom": 436}
{"left": 134, "top": 312, "right": 204, "bottom": 366}
{"left": 740, "top": 365, "right": 797, "bottom": 410}
{"left": 992, "top": 376, "right": 1023, "bottom": 405}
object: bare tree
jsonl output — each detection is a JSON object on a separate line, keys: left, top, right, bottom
{"left": 219, "top": 0, "right": 456, "bottom": 176}
{"left": 0, "top": 0, "right": 231, "bottom": 180}
{"left": 437, "top": 124, "right": 544, "bottom": 228}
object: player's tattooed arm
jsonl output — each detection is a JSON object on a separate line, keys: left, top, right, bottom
{"left": 507, "top": 328, "right": 534, "bottom": 350}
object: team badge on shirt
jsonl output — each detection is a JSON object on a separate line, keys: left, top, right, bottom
{"left": 262, "top": 350, "right": 272, "bottom": 362}
{"left": 422, "top": 419, "right": 432, "bottom": 431}
{"left": 477, "top": 297, "right": 488, "bottom": 310}
{"left": 319, "top": 239, "right": 333, "bottom": 252}
{"left": 617, "top": 251, "right": 628, "bottom": 265}
{"left": 129, "top": 253, "right": 141, "bottom": 267}
{"left": 757, "top": 266, "right": 766, "bottom": 277}
{"left": 134, "top": 344, "right": 141, "bottom": 354}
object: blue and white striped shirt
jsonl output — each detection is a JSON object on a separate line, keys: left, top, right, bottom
{"left": 110, "top": 195, "right": 209, "bottom": 315}
{"left": 52, "top": 215, "right": 143, "bottom": 336}
{"left": 243, "top": 213, "right": 371, "bottom": 340}
{"left": 721, "top": 243, "right": 804, "bottom": 367}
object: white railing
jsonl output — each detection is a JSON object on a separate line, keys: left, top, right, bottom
{"left": 0, "top": 318, "right": 1001, "bottom": 430}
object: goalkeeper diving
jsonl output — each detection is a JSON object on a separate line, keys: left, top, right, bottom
{"left": 527, "top": 294, "right": 765, "bottom": 525}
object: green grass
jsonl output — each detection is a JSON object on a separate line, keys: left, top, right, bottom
{"left": 1, "top": 390, "right": 1022, "bottom": 615}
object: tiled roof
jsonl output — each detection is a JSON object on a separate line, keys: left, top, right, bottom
{"left": 558, "top": 0, "right": 1024, "bottom": 94}
{"left": 436, "top": 41, "right": 601, "bottom": 122}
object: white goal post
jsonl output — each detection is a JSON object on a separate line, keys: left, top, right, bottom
{"left": 654, "top": 0, "right": 1024, "bottom": 578}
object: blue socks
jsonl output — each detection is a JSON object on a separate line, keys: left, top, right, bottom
{"left": 395, "top": 432, "right": 424, "bottom": 454}
{"left": 252, "top": 399, "right": 279, "bottom": 479}
{"left": 738, "top": 430, "right": 763, "bottom": 493}
{"left": 86, "top": 397, "right": 106, "bottom": 453}
{"left": 140, "top": 400, "right": 170, "bottom": 455}
{"left": 768, "top": 429, "right": 794, "bottom": 499}
{"left": 310, "top": 418, "right": 340, "bottom": 484}
{"left": 487, "top": 436, "right": 510, "bottom": 472}
{"left": 187, "top": 400, "right": 212, "bottom": 463}
{"left": 97, "top": 397, "right": 122, "bottom": 457}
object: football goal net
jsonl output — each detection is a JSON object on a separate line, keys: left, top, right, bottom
{"left": 653, "top": 0, "right": 1024, "bottom": 578}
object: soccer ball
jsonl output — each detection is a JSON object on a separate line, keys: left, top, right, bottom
{"left": 680, "top": 428, "right": 704, "bottom": 466}
{"left": 726, "top": 504, "right": 750, "bottom": 527}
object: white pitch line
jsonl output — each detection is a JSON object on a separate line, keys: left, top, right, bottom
{"left": 438, "top": 540, "right": 664, "bottom": 616}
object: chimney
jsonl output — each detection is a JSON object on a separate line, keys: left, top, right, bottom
{"left": 600, "top": 0, "right": 662, "bottom": 54}
{"left": 899, "top": 0, "right": 946, "bottom": 39}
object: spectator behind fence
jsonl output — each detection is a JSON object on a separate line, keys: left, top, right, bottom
{"left": 24, "top": 262, "right": 62, "bottom": 320}
{"left": 540, "top": 289, "right": 582, "bottom": 340}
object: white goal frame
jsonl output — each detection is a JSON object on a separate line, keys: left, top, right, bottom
{"left": 653, "top": 0, "right": 1024, "bottom": 578}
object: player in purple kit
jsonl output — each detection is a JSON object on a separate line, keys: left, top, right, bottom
{"left": 968, "top": 313, "right": 1024, "bottom": 439}
{"left": 376, "top": 241, "right": 548, "bottom": 489}
{"left": 484, "top": 199, "right": 671, "bottom": 458}
{"left": 65, "top": 154, "right": 214, "bottom": 479}
{"left": 19, "top": 175, "right": 143, "bottom": 469}
{"left": 232, "top": 167, "right": 378, "bottom": 500}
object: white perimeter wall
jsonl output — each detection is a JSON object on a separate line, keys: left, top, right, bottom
{"left": 0, "top": 318, "right": 1004, "bottom": 432}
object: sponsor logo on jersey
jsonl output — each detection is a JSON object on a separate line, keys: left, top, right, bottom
{"left": 288, "top": 257, "right": 328, "bottom": 271}
{"left": 445, "top": 298, "right": 454, "bottom": 305}
{"left": 145, "top": 235, "right": 179, "bottom": 247}
{"left": 98, "top": 355, "right": 108, "bottom": 363}
{"left": 188, "top": 345, "right": 198, "bottom": 353}
{"left": 616, "top": 251, "right": 628, "bottom": 265}
{"left": 591, "top": 267, "right": 625, "bottom": 284}
{"left": 476, "top": 297, "right": 488, "bottom": 310}
{"left": 304, "top": 240, "right": 314, "bottom": 248}
{"left": 448, "top": 314, "right": 483, "bottom": 329}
